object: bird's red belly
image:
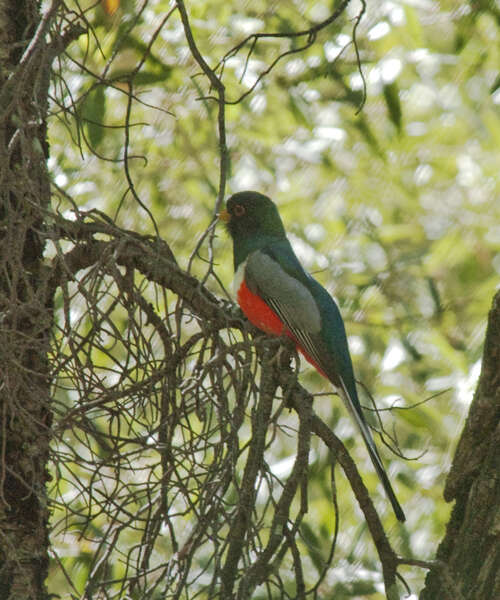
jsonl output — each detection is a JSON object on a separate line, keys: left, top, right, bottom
{"left": 237, "top": 278, "right": 328, "bottom": 380}
{"left": 237, "top": 280, "right": 285, "bottom": 336}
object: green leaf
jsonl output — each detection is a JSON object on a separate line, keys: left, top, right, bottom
{"left": 82, "top": 85, "right": 106, "bottom": 148}
{"left": 131, "top": 67, "right": 173, "bottom": 86}
{"left": 383, "top": 81, "right": 402, "bottom": 132}
{"left": 299, "top": 521, "right": 326, "bottom": 573}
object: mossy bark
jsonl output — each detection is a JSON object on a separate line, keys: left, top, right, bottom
{"left": 0, "top": 1, "right": 53, "bottom": 598}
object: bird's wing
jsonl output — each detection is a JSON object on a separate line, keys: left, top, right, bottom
{"left": 244, "top": 245, "right": 347, "bottom": 388}
{"left": 245, "top": 245, "right": 406, "bottom": 522}
{"left": 244, "top": 246, "right": 322, "bottom": 332}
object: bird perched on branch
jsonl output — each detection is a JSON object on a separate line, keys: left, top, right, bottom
{"left": 219, "top": 190, "right": 405, "bottom": 522}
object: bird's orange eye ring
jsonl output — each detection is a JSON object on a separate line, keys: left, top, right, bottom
{"left": 233, "top": 204, "right": 245, "bottom": 217}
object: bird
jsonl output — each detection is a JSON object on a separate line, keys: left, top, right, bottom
{"left": 219, "top": 190, "right": 405, "bottom": 522}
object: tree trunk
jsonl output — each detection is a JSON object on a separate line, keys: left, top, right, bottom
{"left": 420, "top": 290, "right": 500, "bottom": 600}
{"left": 0, "top": 1, "right": 53, "bottom": 597}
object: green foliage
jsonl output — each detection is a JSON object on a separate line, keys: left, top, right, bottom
{"left": 47, "top": 0, "right": 500, "bottom": 597}
{"left": 81, "top": 84, "right": 106, "bottom": 147}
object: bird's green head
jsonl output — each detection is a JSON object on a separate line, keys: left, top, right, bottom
{"left": 220, "top": 191, "right": 286, "bottom": 239}
{"left": 219, "top": 191, "right": 287, "bottom": 268}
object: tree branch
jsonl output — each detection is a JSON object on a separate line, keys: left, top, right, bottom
{"left": 420, "top": 290, "right": 500, "bottom": 600}
{"left": 176, "top": 0, "right": 228, "bottom": 215}
{"left": 50, "top": 215, "right": 410, "bottom": 598}
{"left": 212, "top": 0, "right": 353, "bottom": 105}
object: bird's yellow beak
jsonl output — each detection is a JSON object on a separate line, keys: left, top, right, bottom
{"left": 218, "top": 210, "right": 231, "bottom": 223}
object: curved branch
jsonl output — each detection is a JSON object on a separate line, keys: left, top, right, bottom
{"left": 218, "top": 0, "right": 352, "bottom": 63}
{"left": 283, "top": 380, "right": 401, "bottom": 596}
{"left": 176, "top": 0, "right": 228, "bottom": 215}
{"left": 214, "top": 0, "right": 353, "bottom": 105}
{"left": 50, "top": 215, "right": 408, "bottom": 598}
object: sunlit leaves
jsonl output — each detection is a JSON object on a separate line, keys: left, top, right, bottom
{"left": 48, "top": 0, "right": 500, "bottom": 597}
{"left": 80, "top": 84, "right": 106, "bottom": 147}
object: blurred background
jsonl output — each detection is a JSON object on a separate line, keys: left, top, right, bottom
{"left": 47, "top": 1, "right": 499, "bottom": 597}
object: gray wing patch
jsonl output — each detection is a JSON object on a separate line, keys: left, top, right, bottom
{"left": 245, "top": 251, "right": 321, "bottom": 333}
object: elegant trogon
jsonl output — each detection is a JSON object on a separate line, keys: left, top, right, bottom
{"left": 219, "top": 190, "right": 405, "bottom": 522}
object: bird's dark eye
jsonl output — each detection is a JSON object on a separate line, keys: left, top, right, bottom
{"left": 233, "top": 204, "right": 246, "bottom": 217}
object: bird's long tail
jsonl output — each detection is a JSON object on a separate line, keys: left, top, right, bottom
{"left": 339, "top": 380, "right": 406, "bottom": 522}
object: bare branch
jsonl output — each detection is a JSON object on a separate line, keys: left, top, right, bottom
{"left": 48, "top": 215, "right": 411, "bottom": 598}
{"left": 176, "top": 0, "right": 228, "bottom": 215}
